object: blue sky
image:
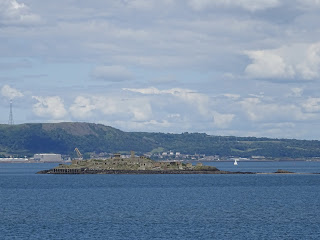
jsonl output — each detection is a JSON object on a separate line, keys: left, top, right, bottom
{"left": 1, "top": 0, "right": 320, "bottom": 139}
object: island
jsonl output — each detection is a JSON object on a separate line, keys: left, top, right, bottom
{"left": 37, "top": 151, "right": 255, "bottom": 174}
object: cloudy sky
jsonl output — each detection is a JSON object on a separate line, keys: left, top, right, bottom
{"left": 1, "top": 0, "right": 320, "bottom": 139}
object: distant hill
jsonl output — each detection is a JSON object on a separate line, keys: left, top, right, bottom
{"left": 1, "top": 122, "right": 320, "bottom": 159}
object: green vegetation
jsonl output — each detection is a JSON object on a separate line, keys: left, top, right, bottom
{"left": 0, "top": 122, "right": 320, "bottom": 158}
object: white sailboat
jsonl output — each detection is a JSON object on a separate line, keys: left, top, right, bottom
{"left": 234, "top": 159, "right": 238, "bottom": 166}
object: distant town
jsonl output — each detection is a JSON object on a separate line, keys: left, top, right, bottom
{"left": 1, "top": 150, "right": 320, "bottom": 163}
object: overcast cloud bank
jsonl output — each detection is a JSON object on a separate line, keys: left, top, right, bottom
{"left": 1, "top": 0, "right": 320, "bottom": 139}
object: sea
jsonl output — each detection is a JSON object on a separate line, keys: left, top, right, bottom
{"left": 1, "top": 161, "right": 320, "bottom": 240}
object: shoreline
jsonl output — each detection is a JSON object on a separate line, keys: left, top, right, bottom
{"left": 37, "top": 168, "right": 319, "bottom": 175}
{"left": 37, "top": 168, "right": 255, "bottom": 174}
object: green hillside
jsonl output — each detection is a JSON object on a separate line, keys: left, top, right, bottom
{"left": 0, "top": 122, "right": 320, "bottom": 158}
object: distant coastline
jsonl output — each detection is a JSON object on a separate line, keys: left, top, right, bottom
{"left": 1, "top": 122, "right": 320, "bottom": 160}
{"left": 37, "top": 168, "right": 319, "bottom": 175}
{"left": 36, "top": 152, "right": 318, "bottom": 175}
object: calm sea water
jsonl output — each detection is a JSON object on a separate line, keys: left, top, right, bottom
{"left": 1, "top": 162, "right": 320, "bottom": 240}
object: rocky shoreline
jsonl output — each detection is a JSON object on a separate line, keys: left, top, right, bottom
{"left": 37, "top": 168, "right": 302, "bottom": 175}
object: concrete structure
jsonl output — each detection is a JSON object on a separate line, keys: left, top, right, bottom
{"left": 34, "top": 153, "right": 62, "bottom": 162}
{"left": 38, "top": 152, "right": 222, "bottom": 174}
{"left": 53, "top": 152, "right": 219, "bottom": 173}
{"left": 196, "top": 162, "right": 203, "bottom": 167}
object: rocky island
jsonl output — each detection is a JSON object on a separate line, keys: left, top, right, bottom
{"left": 37, "top": 151, "right": 254, "bottom": 174}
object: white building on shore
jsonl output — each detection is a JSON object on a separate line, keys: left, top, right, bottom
{"left": 34, "top": 154, "right": 62, "bottom": 162}
{"left": 0, "top": 157, "right": 28, "bottom": 162}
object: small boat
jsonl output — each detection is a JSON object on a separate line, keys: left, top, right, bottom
{"left": 234, "top": 159, "right": 238, "bottom": 166}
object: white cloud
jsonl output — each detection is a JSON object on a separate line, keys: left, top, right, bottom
{"left": 123, "top": 87, "right": 196, "bottom": 100}
{"left": 296, "top": 43, "right": 320, "bottom": 79}
{"left": 123, "top": 87, "right": 210, "bottom": 116}
{"left": 297, "top": 0, "right": 320, "bottom": 9}
{"left": 70, "top": 95, "right": 152, "bottom": 121}
{"left": 1, "top": 84, "right": 23, "bottom": 99}
{"left": 245, "top": 50, "right": 295, "bottom": 79}
{"left": 129, "top": 103, "right": 152, "bottom": 121}
{"left": 123, "top": 0, "right": 174, "bottom": 11}
{"left": 302, "top": 98, "right": 320, "bottom": 113}
{"left": 69, "top": 96, "right": 96, "bottom": 119}
{"left": 92, "top": 65, "right": 133, "bottom": 81}
{"left": 240, "top": 97, "right": 314, "bottom": 122}
{"left": 222, "top": 93, "right": 241, "bottom": 100}
{"left": 68, "top": 88, "right": 237, "bottom": 131}
{"left": 213, "top": 112, "right": 235, "bottom": 128}
{"left": 2, "top": 0, "right": 320, "bottom": 139}
{"left": 123, "top": 87, "right": 162, "bottom": 95}
{"left": 114, "top": 55, "right": 204, "bottom": 68}
{"left": 168, "top": 113, "right": 181, "bottom": 118}
{"left": 289, "top": 88, "right": 303, "bottom": 97}
{"left": 32, "top": 96, "right": 67, "bottom": 119}
{"left": 126, "top": 0, "right": 154, "bottom": 10}
{"left": 188, "top": 0, "right": 281, "bottom": 11}
{"left": 245, "top": 43, "right": 320, "bottom": 80}
{"left": 0, "top": 0, "right": 41, "bottom": 26}
{"left": 123, "top": 87, "right": 235, "bottom": 128}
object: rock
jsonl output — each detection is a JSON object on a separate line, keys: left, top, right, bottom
{"left": 274, "top": 169, "right": 294, "bottom": 174}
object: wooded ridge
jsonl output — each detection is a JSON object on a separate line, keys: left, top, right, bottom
{"left": 1, "top": 122, "right": 320, "bottom": 158}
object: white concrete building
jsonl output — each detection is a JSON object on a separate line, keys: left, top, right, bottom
{"left": 34, "top": 154, "right": 62, "bottom": 162}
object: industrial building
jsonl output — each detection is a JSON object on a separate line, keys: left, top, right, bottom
{"left": 34, "top": 154, "right": 62, "bottom": 162}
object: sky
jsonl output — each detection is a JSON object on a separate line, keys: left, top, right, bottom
{"left": 1, "top": 0, "right": 320, "bottom": 140}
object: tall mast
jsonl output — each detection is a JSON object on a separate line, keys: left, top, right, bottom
{"left": 8, "top": 99, "right": 14, "bottom": 125}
